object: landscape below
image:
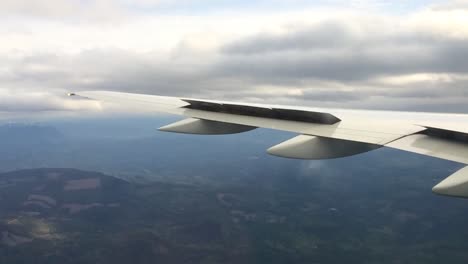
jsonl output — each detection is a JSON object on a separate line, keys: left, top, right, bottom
{"left": 0, "top": 118, "right": 468, "bottom": 263}
{"left": 1, "top": 167, "right": 468, "bottom": 264}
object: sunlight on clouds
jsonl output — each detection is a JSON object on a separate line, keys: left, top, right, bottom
{"left": 373, "top": 73, "right": 464, "bottom": 85}
{"left": 408, "top": 7, "right": 468, "bottom": 37}
{"left": 252, "top": 85, "right": 304, "bottom": 96}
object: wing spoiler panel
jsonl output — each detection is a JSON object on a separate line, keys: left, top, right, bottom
{"left": 182, "top": 99, "right": 341, "bottom": 125}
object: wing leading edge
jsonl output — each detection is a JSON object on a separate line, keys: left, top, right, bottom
{"left": 74, "top": 91, "right": 468, "bottom": 198}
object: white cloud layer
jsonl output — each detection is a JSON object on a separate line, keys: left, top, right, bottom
{"left": 1, "top": 0, "right": 468, "bottom": 113}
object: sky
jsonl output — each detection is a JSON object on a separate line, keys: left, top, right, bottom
{"left": 1, "top": 0, "right": 468, "bottom": 114}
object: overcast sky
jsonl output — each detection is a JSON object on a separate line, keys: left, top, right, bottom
{"left": 1, "top": 0, "right": 468, "bottom": 113}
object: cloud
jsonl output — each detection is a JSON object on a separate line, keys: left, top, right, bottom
{"left": 221, "top": 21, "right": 355, "bottom": 54}
{"left": 0, "top": 0, "right": 129, "bottom": 22}
{"left": 0, "top": 89, "right": 100, "bottom": 112}
{"left": 0, "top": 1, "right": 468, "bottom": 113}
{"left": 219, "top": 21, "right": 468, "bottom": 82}
{"left": 431, "top": 0, "right": 468, "bottom": 11}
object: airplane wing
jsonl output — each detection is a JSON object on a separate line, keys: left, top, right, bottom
{"left": 74, "top": 91, "right": 468, "bottom": 198}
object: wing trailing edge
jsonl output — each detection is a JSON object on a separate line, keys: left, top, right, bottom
{"left": 387, "top": 134, "right": 468, "bottom": 165}
{"left": 388, "top": 129, "right": 468, "bottom": 197}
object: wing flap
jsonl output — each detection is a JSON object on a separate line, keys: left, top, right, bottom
{"left": 386, "top": 134, "right": 468, "bottom": 164}
{"left": 387, "top": 129, "right": 468, "bottom": 198}
{"left": 182, "top": 108, "right": 424, "bottom": 145}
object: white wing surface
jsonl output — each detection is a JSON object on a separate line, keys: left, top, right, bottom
{"left": 74, "top": 91, "right": 468, "bottom": 198}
